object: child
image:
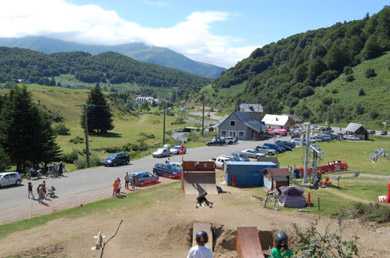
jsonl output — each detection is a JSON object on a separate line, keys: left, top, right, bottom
{"left": 270, "top": 231, "right": 293, "bottom": 258}
{"left": 187, "top": 231, "right": 212, "bottom": 258}
{"left": 196, "top": 192, "right": 213, "bottom": 208}
{"left": 28, "top": 182, "right": 34, "bottom": 199}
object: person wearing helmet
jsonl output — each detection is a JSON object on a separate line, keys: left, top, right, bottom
{"left": 187, "top": 230, "right": 213, "bottom": 258}
{"left": 196, "top": 191, "right": 213, "bottom": 208}
{"left": 270, "top": 231, "right": 293, "bottom": 258}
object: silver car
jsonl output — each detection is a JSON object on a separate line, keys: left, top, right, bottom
{"left": 0, "top": 172, "right": 22, "bottom": 187}
{"left": 255, "top": 145, "right": 277, "bottom": 155}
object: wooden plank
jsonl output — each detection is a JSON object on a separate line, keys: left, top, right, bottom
{"left": 192, "top": 223, "right": 213, "bottom": 251}
{"left": 236, "top": 227, "right": 265, "bottom": 258}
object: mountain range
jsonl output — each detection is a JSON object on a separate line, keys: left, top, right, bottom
{"left": 0, "top": 36, "right": 225, "bottom": 79}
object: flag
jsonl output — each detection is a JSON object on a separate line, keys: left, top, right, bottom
{"left": 179, "top": 144, "right": 184, "bottom": 155}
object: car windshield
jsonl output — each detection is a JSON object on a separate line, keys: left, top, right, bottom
{"left": 156, "top": 148, "right": 164, "bottom": 152}
{"left": 107, "top": 154, "right": 117, "bottom": 159}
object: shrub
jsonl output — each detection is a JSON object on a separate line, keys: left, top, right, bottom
{"left": 105, "top": 146, "right": 122, "bottom": 153}
{"left": 343, "top": 66, "right": 353, "bottom": 75}
{"left": 75, "top": 157, "right": 87, "bottom": 169}
{"left": 358, "top": 89, "right": 366, "bottom": 96}
{"left": 60, "top": 149, "right": 79, "bottom": 163}
{"left": 69, "top": 136, "right": 84, "bottom": 144}
{"left": 350, "top": 202, "right": 390, "bottom": 223}
{"left": 365, "top": 68, "right": 376, "bottom": 78}
{"left": 53, "top": 123, "right": 70, "bottom": 135}
{"left": 171, "top": 117, "right": 185, "bottom": 125}
{"left": 345, "top": 74, "right": 355, "bottom": 82}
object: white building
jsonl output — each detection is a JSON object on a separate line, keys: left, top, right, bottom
{"left": 135, "top": 97, "right": 159, "bottom": 105}
{"left": 261, "top": 114, "right": 296, "bottom": 130}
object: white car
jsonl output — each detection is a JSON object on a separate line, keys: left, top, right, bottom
{"left": 0, "top": 172, "right": 22, "bottom": 187}
{"left": 152, "top": 148, "right": 170, "bottom": 158}
{"left": 255, "top": 145, "right": 277, "bottom": 155}
{"left": 291, "top": 138, "right": 303, "bottom": 146}
{"left": 215, "top": 156, "right": 234, "bottom": 168}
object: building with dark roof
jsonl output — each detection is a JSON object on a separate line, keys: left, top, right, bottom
{"left": 263, "top": 168, "right": 290, "bottom": 191}
{"left": 345, "top": 123, "right": 368, "bottom": 140}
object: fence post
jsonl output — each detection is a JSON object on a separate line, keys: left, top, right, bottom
{"left": 318, "top": 196, "right": 320, "bottom": 210}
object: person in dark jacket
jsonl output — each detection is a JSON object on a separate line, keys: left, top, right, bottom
{"left": 196, "top": 192, "right": 213, "bottom": 208}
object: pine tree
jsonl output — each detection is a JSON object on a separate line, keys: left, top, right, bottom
{"left": 0, "top": 87, "right": 61, "bottom": 172}
{"left": 82, "top": 86, "right": 114, "bottom": 134}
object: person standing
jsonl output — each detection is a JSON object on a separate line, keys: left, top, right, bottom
{"left": 38, "top": 184, "right": 45, "bottom": 203}
{"left": 131, "top": 174, "right": 137, "bottom": 191}
{"left": 58, "top": 161, "right": 65, "bottom": 176}
{"left": 187, "top": 231, "right": 212, "bottom": 258}
{"left": 124, "top": 172, "right": 130, "bottom": 190}
{"left": 115, "top": 176, "right": 121, "bottom": 194}
{"left": 112, "top": 180, "right": 119, "bottom": 197}
{"left": 28, "top": 182, "right": 34, "bottom": 199}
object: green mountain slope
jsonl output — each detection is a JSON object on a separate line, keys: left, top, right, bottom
{"left": 0, "top": 47, "right": 211, "bottom": 98}
{"left": 200, "top": 6, "right": 390, "bottom": 127}
{"left": 0, "top": 36, "right": 225, "bottom": 78}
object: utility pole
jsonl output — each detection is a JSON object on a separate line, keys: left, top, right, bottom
{"left": 163, "top": 101, "right": 166, "bottom": 145}
{"left": 75, "top": 104, "right": 95, "bottom": 167}
{"left": 303, "top": 122, "right": 311, "bottom": 183}
{"left": 202, "top": 96, "right": 205, "bottom": 137}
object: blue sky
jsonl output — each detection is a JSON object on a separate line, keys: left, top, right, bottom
{"left": 0, "top": 0, "right": 388, "bottom": 68}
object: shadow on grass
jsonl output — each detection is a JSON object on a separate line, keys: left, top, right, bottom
{"left": 91, "top": 132, "right": 122, "bottom": 138}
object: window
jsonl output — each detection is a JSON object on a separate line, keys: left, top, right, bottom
{"left": 238, "top": 131, "right": 245, "bottom": 137}
{"left": 221, "top": 130, "right": 227, "bottom": 136}
{"left": 230, "top": 120, "right": 236, "bottom": 126}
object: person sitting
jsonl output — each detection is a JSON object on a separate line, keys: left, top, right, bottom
{"left": 271, "top": 231, "right": 293, "bottom": 258}
{"left": 196, "top": 192, "right": 213, "bottom": 208}
{"left": 187, "top": 231, "right": 212, "bottom": 258}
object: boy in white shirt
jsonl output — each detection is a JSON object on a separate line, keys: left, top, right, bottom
{"left": 187, "top": 231, "right": 212, "bottom": 258}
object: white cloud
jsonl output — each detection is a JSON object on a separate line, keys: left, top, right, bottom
{"left": 0, "top": 0, "right": 259, "bottom": 68}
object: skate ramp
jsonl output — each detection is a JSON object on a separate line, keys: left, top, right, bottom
{"left": 192, "top": 223, "right": 213, "bottom": 251}
{"left": 182, "top": 171, "right": 217, "bottom": 195}
{"left": 236, "top": 227, "right": 265, "bottom": 258}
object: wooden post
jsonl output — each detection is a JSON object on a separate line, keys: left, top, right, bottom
{"left": 318, "top": 196, "right": 320, "bottom": 210}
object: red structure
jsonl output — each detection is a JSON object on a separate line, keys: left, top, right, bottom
{"left": 298, "top": 162, "right": 348, "bottom": 177}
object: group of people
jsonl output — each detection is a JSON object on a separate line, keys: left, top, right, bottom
{"left": 28, "top": 181, "right": 52, "bottom": 204}
{"left": 112, "top": 172, "right": 138, "bottom": 197}
{"left": 187, "top": 230, "right": 293, "bottom": 258}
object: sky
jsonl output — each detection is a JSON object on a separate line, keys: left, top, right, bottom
{"left": 0, "top": 0, "right": 388, "bottom": 68}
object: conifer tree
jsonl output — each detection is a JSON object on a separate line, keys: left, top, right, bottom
{"left": 0, "top": 87, "right": 61, "bottom": 172}
{"left": 81, "top": 85, "right": 114, "bottom": 134}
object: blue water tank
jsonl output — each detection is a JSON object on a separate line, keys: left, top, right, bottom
{"left": 224, "top": 161, "right": 277, "bottom": 187}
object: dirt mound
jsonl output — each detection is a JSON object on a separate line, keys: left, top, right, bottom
{"left": 18, "top": 243, "right": 65, "bottom": 258}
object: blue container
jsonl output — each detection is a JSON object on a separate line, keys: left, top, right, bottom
{"left": 224, "top": 161, "right": 277, "bottom": 187}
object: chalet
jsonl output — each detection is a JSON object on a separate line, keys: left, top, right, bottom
{"left": 261, "top": 114, "right": 296, "bottom": 130}
{"left": 239, "top": 103, "right": 263, "bottom": 120}
{"left": 345, "top": 123, "right": 368, "bottom": 140}
{"left": 263, "top": 168, "right": 290, "bottom": 191}
{"left": 217, "top": 111, "right": 267, "bottom": 140}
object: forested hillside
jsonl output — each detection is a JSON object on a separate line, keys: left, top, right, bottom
{"left": 0, "top": 37, "right": 226, "bottom": 78}
{"left": 206, "top": 6, "right": 390, "bottom": 127}
{"left": 0, "top": 48, "right": 211, "bottom": 97}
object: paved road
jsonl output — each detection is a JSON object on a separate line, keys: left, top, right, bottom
{"left": 0, "top": 138, "right": 280, "bottom": 214}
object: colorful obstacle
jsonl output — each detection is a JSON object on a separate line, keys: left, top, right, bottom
{"left": 182, "top": 161, "right": 218, "bottom": 195}
{"left": 192, "top": 223, "right": 213, "bottom": 251}
{"left": 236, "top": 227, "right": 265, "bottom": 258}
{"left": 298, "top": 162, "right": 348, "bottom": 177}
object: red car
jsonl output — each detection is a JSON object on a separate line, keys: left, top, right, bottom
{"left": 153, "top": 163, "right": 182, "bottom": 180}
{"left": 129, "top": 171, "right": 159, "bottom": 186}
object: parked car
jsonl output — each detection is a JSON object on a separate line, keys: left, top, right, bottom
{"left": 129, "top": 171, "right": 159, "bottom": 186}
{"left": 162, "top": 144, "right": 171, "bottom": 150}
{"left": 0, "top": 172, "right": 22, "bottom": 187}
{"left": 215, "top": 156, "right": 234, "bottom": 168}
{"left": 169, "top": 145, "right": 187, "bottom": 155}
{"left": 231, "top": 152, "right": 250, "bottom": 161}
{"left": 241, "top": 149, "right": 266, "bottom": 159}
{"left": 368, "top": 130, "right": 376, "bottom": 135}
{"left": 380, "top": 131, "right": 388, "bottom": 135}
{"left": 275, "top": 141, "right": 292, "bottom": 150}
{"left": 152, "top": 148, "right": 170, "bottom": 158}
{"left": 206, "top": 138, "right": 225, "bottom": 146}
{"left": 263, "top": 143, "right": 284, "bottom": 153}
{"left": 223, "top": 136, "right": 238, "bottom": 144}
{"left": 291, "top": 138, "right": 303, "bottom": 146}
{"left": 316, "top": 134, "right": 332, "bottom": 141}
{"left": 153, "top": 163, "right": 182, "bottom": 179}
{"left": 255, "top": 145, "right": 277, "bottom": 155}
{"left": 276, "top": 140, "right": 296, "bottom": 148}
{"left": 103, "top": 152, "right": 130, "bottom": 166}
{"left": 344, "top": 135, "right": 361, "bottom": 141}
{"left": 322, "top": 132, "right": 339, "bottom": 139}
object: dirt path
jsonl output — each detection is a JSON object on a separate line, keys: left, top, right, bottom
{"left": 323, "top": 187, "right": 370, "bottom": 204}
{"left": 1, "top": 182, "right": 389, "bottom": 258}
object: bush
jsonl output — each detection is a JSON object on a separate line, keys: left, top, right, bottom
{"left": 60, "top": 149, "right": 79, "bottom": 163}
{"left": 343, "top": 66, "right": 353, "bottom": 75}
{"left": 358, "top": 89, "right": 366, "bottom": 96}
{"left": 53, "top": 123, "right": 70, "bottom": 135}
{"left": 105, "top": 146, "right": 122, "bottom": 153}
{"left": 69, "top": 136, "right": 84, "bottom": 144}
{"left": 345, "top": 74, "right": 355, "bottom": 82}
{"left": 75, "top": 157, "right": 87, "bottom": 169}
{"left": 171, "top": 117, "right": 185, "bottom": 125}
{"left": 365, "top": 68, "right": 376, "bottom": 78}
{"left": 350, "top": 202, "right": 390, "bottom": 223}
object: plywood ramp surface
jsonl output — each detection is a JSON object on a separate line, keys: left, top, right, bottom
{"left": 192, "top": 223, "right": 213, "bottom": 251}
{"left": 183, "top": 171, "right": 217, "bottom": 195}
{"left": 236, "top": 227, "right": 265, "bottom": 258}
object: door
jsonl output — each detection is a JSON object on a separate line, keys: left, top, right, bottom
{"left": 228, "top": 130, "right": 237, "bottom": 137}
{"left": 2, "top": 174, "right": 10, "bottom": 186}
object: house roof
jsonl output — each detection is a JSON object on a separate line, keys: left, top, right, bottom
{"left": 234, "top": 111, "right": 267, "bottom": 132}
{"left": 345, "top": 123, "right": 365, "bottom": 133}
{"left": 239, "top": 103, "right": 263, "bottom": 113}
{"left": 264, "top": 168, "right": 290, "bottom": 177}
{"left": 262, "top": 114, "right": 291, "bottom": 126}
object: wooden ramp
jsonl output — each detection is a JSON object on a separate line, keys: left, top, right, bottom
{"left": 192, "top": 223, "right": 213, "bottom": 251}
{"left": 182, "top": 171, "right": 218, "bottom": 195}
{"left": 236, "top": 227, "right": 265, "bottom": 258}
